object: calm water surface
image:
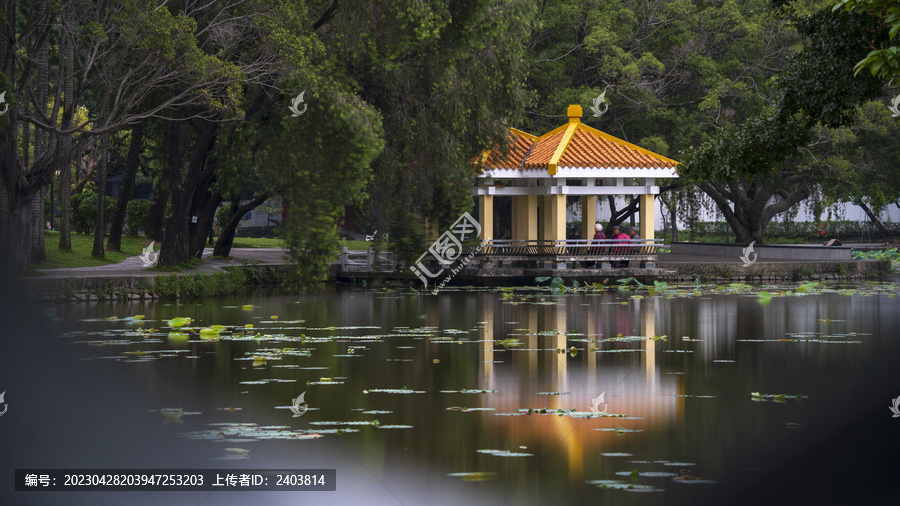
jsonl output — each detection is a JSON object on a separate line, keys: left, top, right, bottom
{"left": 4, "top": 281, "right": 900, "bottom": 505}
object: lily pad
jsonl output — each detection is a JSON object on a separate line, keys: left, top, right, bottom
{"left": 167, "top": 317, "right": 192, "bottom": 328}
{"left": 448, "top": 472, "right": 497, "bottom": 482}
{"left": 477, "top": 449, "right": 533, "bottom": 457}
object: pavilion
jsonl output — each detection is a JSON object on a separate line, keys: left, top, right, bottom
{"left": 473, "top": 104, "right": 679, "bottom": 244}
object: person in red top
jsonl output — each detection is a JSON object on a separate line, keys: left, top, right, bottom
{"left": 587, "top": 223, "right": 605, "bottom": 268}
{"left": 611, "top": 226, "right": 630, "bottom": 267}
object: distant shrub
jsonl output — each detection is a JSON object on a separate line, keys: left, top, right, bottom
{"left": 72, "top": 191, "right": 117, "bottom": 234}
{"left": 215, "top": 205, "right": 232, "bottom": 229}
{"left": 126, "top": 199, "right": 151, "bottom": 236}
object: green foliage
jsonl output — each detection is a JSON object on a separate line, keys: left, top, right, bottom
{"left": 72, "top": 191, "right": 117, "bottom": 235}
{"left": 275, "top": 87, "right": 384, "bottom": 289}
{"left": 834, "top": 0, "right": 900, "bottom": 80}
{"left": 524, "top": 0, "right": 794, "bottom": 154}
{"left": 852, "top": 248, "right": 900, "bottom": 272}
{"left": 112, "top": 0, "right": 246, "bottom": 116}
{"left": 125, "top": 199, "right": 151, "bottom": 236}
{"left": 151, "top": 266, "right": 284, "bottom": 300}
{"left": 852, "top": 247, "right": 899, "bottom": 260}
{"left": 318, "top": 1, "right": 534, "bottom": 262}
{"left": 215, "top": 205, "right": 232, "bottom": 229}
{"left": 801, "top": 100, "right": 900, "bottom": 212}
{"left": 677, "top": 4, "right": 887, "bottom": 242}
{"left": 683, "top": 7, "right": 884, "bottom": 181}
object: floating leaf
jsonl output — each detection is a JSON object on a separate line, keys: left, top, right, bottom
{"left": 167, "top": 317, "right": 192, "bottom": 328}
{"left": 448, "top": 472, "right": 497, "bottom": 482}
{"left": 586, "top": 480, "right": 660, "bottom": 491}
{"left": 365, "top": 388, "right": 425, "bottom": 394}
{"left": 477, "top": 449, "right": 532, "bottom": 457}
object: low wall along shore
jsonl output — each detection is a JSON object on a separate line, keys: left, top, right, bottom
{"left": 14, "top": 253, "right": 893, "bottom": 302}
{"left": 669, "top": 242, "right": 852, "bottom": 261}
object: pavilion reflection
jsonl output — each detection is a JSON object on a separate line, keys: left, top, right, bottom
{"left": 469, "top": 294, "right": 682, "bottom": 483}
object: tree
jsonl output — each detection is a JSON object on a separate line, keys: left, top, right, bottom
{"left": 272, "top": 87, "right": 384, "bottom": 287}
{"left": 2, "top": 0, "right": 276, "bottom": 271}
{"left": 1, "top": 0, "right": 63, "bottom": 271}
{"left": 801, "top": 100, "right": 900, "bottom": 236}
{"left": 679, "top": 4, "right": 887, "bottom": 243}
{"left": 107, "top": 122, "right": 143, "bottom": 252}
{"left": 313, "top": 0, "right": 534, "bottom": 263}
{"left": 519, "top": 0, "right": 806, "bottom": 237}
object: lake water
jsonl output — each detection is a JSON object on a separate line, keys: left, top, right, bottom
{"left": 3, "top": 280, "right": 900, "bottom": 505}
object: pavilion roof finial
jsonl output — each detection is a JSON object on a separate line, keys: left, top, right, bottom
{"left": 567, "top": 104, "right": 582, "bottom": 123}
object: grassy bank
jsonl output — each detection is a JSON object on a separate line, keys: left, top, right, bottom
{"left": 35, "top": 231, "right": 147, "bottom": 270}
{"left": 229, "top": 237, "right": 369, "bottom": 250}
{"left": 231, "top": 237, "right": 285, "bottom": 248}
{"left": 152, "top": 264, "right": 287, "bottom": 299}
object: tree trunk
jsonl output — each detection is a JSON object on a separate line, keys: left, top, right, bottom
{"left": 0, "top": 199, "right": 34, "bottom": 273}
{"left": 159, "top": 119, "right": 218, "bottom": 267}
{"left": 603, "top": 195, "right": 640, "bottom": 236}
{"left": 146, "top": 185, "right": 169, "bottom": 242}
{"left": 0, "top": 178, "right": 8, "bottom": 240}
{"left": 108, "top": 122, "right": 143, "bottom": 251}
{"left": 213, "top": 192, "right": 270, "bottom": 257}
{"left": 160, "top": 192, "right": 192, "bottom": 267}
{"left": 855, "top": 200, "right": 889, "bottom": 239}
{"left": 30, "top": 26, "right": 49, "bottom": 262}
{"left": 31, "top": 189, "right": 45, "bottom": 262}
{"left": 188, "top": 174, "right": 222, "bottom": 259}
{"left": 24, "top": 122, "right": 46, "bottom": 264}
{"left": 58, "top": 17, "right": 74, "bottom": 251}
{"left": 0, "top": 0, "right": 31, "bottom": 270}
{"left": 699, "top": 179, "right": 810, "bottom": 244}
{"left": 190, "top": 193, "right": 222, "bottom": 259}
{"left": 670, "top": 203, "right": 678, "bottom": 242}
{"left": 92, "top": 135, "right": 109, "bottom": 258}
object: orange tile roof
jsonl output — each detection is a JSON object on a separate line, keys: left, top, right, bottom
{"left": 481, "top": 132, "right": 535, "bottom": 169}
{"left": 522, "top": 130, "right": 565, "bottom": 169}
{"left": 479, "top": 108, "right": 678, "bottom": 173}
{"left": 556, "top": 128, "right": 677, "bottom": 169}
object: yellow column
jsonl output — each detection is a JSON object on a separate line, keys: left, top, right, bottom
{"left": 541, "top": 194, "right": 566, "bottom": 242}
{"left": 479, "top": 296, "right": 494, "bottom": 388}
{"left": 512, "top": 195, "right": 538, "bottom": 241}
{"left": 548, "top": 303, "right": 568, "bottom": 396}
{"left": 641, "top": 301, "right": 657, "bottom": 397}
{"left": 585, "top": 310, "right": 596, "bottom": 384}
{"left": 580, "top": 196, "right": 596, "bottom": 240}
{"left": 639, "top": 193, "right": 655, "bottom": 240}
{"left": 478, "top": 194, "right": 493, "bottom": 240}
{"left": 526, "top": 307, "right": 538, "bottom": 378}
